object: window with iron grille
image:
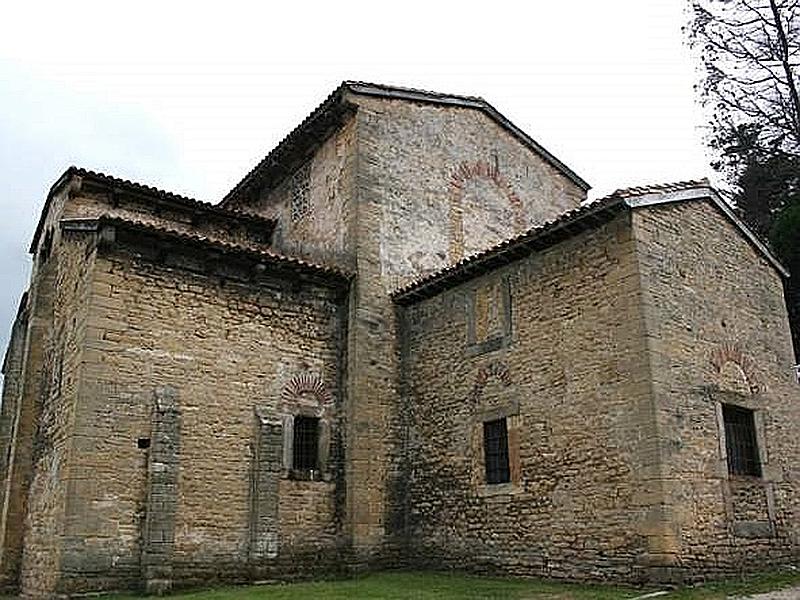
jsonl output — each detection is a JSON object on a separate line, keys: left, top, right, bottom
{"left": 483, "top": 418, "right": 510, "bottom": 484}
{"left": 289, "top": 163, "right": 311, "bottom": 223}
{"left": 293, "top": 416, "right": 319, "bottom": 471}
{"left": 723, "top": 404, "right": 761, "bottom": 477}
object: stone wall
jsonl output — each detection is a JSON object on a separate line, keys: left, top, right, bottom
{"left": 0, "top": 186, "right": 83, "bottom": 594}
{"left": 398, "top": 213, "right": 658, "bottom": 581}
{"left": 18, "top": 229, "right": 96, "bottom": 597}
{"left": 247, "top": 117, "right": 357, "bottom": 271}
{"left": 631, "top": 200, "right": 800, "bottom": 579}
{"left": 352, "top": 95, "right": 586, "bottom": 291}
{"left": 0, "top": 296, "right": 28, "bottom": 591}
{"left": 341, "top": 94, "right": 589, "bottom": 562}
{"left": 16, "top": 229, "right": 349, "bottom": 596}
{"left": 230, "top": 92, "right": 590, "bottom": 562}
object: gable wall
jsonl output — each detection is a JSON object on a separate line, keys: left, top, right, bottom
{"left": 341, "top": 94, "right": 588, "bottom": 560}
{"left": 353, "top": 95, "right": 586, "bottom": 291}
{"left": 398, "top": 213, "right": 658, "bottom": 581}
{"left": 243, "top": 117, "right": 357, "bottom": 271}
{"left": 631, "top": 200, "right": 800, "bottom": 578}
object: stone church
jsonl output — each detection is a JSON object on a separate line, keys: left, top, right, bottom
{"left": 1, "top": 82, "right": 799, "bottom": 597}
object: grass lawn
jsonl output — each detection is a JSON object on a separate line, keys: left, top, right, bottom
{"left": 108, "top": 569, "right": 800, "bottom": 600}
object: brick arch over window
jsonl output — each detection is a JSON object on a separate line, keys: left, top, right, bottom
{"left": 447, "top": 160, "right": 525, "bottom": 262}
{"left": 471, "top": 360, "right": 512, "bottom": 401}
{"left": 709, "top": 342, "right": 763, "bottom": 394}
{"left": 279, "top": 372, "right": 331, "bottom": 479}
{"left": 281, "top": 372, "right": 329, "bottom": 405}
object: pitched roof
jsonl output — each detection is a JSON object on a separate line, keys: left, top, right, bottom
{"left": 608, "top": 178, "right": 713, "bottom": 198}
{"left": 612, "top": 178, "right": 788, "bottom": 278}
{"left": 60, "top": 215, "right": 351, "bottom": 284}
{"left": 393, "top": 180, "right": 789, "bottom": 305}
{"left": 221, "top": 81, "right": 590, "bottom": 206}
{"left": 393, "top": 195, "right": 627, "bottom": 305}
{"left": 31, "top": 167, "right": 276, "bottom": 254}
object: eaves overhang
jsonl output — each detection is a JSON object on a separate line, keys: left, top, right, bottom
{"left": 59, "top": 215, "right": 352, "bottom": 287}
{"left": 30, "top": 167, "right": 276, "bottom": 255}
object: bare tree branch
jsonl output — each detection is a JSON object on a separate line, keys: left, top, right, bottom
{"left": 689, "top": 0, "right": 800, "bottom": 158}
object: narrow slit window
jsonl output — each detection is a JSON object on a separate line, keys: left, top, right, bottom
{"left": 483, "top": 418, "right": 510, "bottom": 484}
{"left": 293, "top": 416, "right": 319, "bottom": 471}
{"left": 723, "top": 404, "right": 761, "bottom": 477}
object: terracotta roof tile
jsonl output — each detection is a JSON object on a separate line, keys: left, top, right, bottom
{"left": 606, "top": 178, "right": 711, "bottom": 199}
{"left": 392, "top": 195, "right": 625, "bottom": 304}
{"left": 393, "top": 177, "right": 789, "bottom": 304}
{"left": 61, "top": 215, "right": 351, "bottom": 283}
{"left": 32, "top": 166, "right": 276, "bottom": 254}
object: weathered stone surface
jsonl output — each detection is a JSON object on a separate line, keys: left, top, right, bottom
{"left": 351, "top": 94, "right": 585, "bottom": 291}
{"left": 399, "top": 214, "right": 655, "bottom": 581}
{"left": 631, "top": 201, "right": 800, "bottom": 578}
{"left": 398, "top": 199, "right": 800, "bottom": 583}
{"left": 1, "top": 83, "right": 798, "bottom": 596}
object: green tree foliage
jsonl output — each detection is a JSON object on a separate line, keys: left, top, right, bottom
{"left": 771, "top": 203, "right": 800, "bottom": 356}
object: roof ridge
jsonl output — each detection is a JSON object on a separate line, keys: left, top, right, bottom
{"left": 221, "top": 84, "right": 349, "bottom": 205}
{"left": 221, "top": 81, "right": 591, "bottom": 206}
{"left": 67, "top": 166, "right": 213, "bottom": 207}
{"left": 607, "top": 178, "right": 711, "bottom": 199}
{"left": 68, "top": 166, "right": 269, "bottom": 220}
{"left": 342, "top": 80, "right": 487, "bottom": 105}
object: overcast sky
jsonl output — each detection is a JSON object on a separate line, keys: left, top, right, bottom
{"left": 0, "top": 0, "right": 711, "bottom": 372}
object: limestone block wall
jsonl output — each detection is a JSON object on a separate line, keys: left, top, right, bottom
{"left": 631, "top": 200, "right": 800, "bottom": 578}
{"left": 398, "top": 214, "right": 657, "bottom": 581}
{"left": 245, "top": 117, "right": 357, "bottom": 271}
{"left": 340, "top": 94, "right": 589, "bottom": 561}
{"left": 221, "top": 94, "right": 589, "bottom": 562}
{"left": 0, "top": 185, "right": 98, "bottom": 595}
{"left": 17, "top": 230, "right": 96, "bottom": 597}
{"left": 0, "top": 297, "right": 28, "bottom": 591}
{"left": 353, "top": 95, "right": 586, "bottom": 291}
{"left": 50, "top": 238, "right": 348, "bottom": 595}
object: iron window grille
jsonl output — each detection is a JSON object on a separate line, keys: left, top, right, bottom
{"left": 723, "top": 404, "right": 761, "bottom": 478}
{"left": 483, "top": 418, "right": 510, "bottom": 485}
{"left": 293, "top": 416, "right": 319, "bottom": 472}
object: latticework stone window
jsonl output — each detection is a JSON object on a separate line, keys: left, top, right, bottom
{"left": 289, "top": 163, "right": 311, "bottom": 223}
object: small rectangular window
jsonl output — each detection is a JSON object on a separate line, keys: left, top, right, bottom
{"left": 723, "top": 404, "right": 761, "bottom": 477}
{"left": 292, "top": 416, "right": 319, "bottom": 471}
{"left": 483, "top": 418, "right": 510, "bottom": 484}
